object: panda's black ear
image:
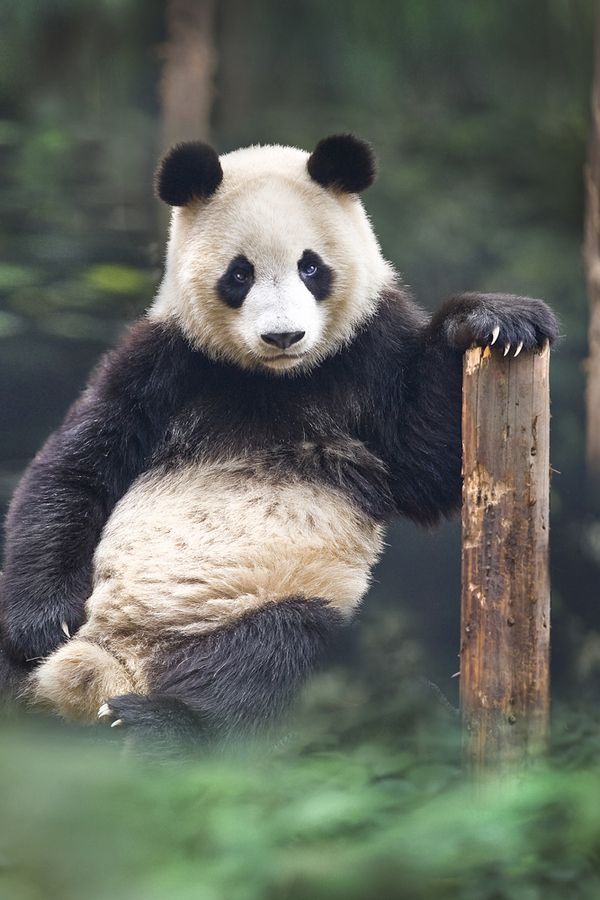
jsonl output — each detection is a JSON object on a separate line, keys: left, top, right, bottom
{"left": 307, "top": 134, "right": 376, "bottom": 193}
{"left": 155, "top": 142, "right": 223, "bottom": 206}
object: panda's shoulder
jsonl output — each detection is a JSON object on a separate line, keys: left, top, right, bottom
{"left": 376, "top": 285, "right": 427, "bottom": 334}
{"left": 350, "top": 285, "right": 425, "bottom": 363}
{"left": 86, "top": 318, "right": 201, "bottom": 407}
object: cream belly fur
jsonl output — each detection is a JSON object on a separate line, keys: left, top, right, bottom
{"left": 31, "top": 457, "right": 384, "bottom": 721}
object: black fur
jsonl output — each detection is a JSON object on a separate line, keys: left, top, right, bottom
{"left": 216, "top": 254, "right": 255, "bottom": 308}
{"left": 307, "top": 134, "right": 376, "bottom": 193}
{"left": 0, "top": 288, "right": 558, "bottom": 728}
{"left": 0, "top": 643, "right": 28, "bottom": 708}
{"left": 101, "top": 598, "right": 343, "bottom": 747}
{"left": 155, "top": 142, "right": 223, "bottom": 206}
{"left": 298, "top": 249, "right": 333, "bottom": 301}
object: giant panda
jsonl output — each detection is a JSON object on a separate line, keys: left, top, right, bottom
{"left": 0, "top": 135, "right": 558, "bottom": 744}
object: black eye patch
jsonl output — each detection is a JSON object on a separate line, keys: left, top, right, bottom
{"left": 297, "top": 250, "right": 333, "bottom": 301}
{"left": 216, "top": 255, "right": 255, "bottom": 308}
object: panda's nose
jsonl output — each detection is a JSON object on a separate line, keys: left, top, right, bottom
{"left": 261, "top": 331, "right": 305, "bottom": 350}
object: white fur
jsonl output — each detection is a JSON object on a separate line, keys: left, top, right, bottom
{"left": 236, "top": 273, "right": 323, "bottom": 367}
{"left": 149, "top": 143, "right": 394, "bottom": 372}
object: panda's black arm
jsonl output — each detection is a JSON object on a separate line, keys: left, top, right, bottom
{"left": 378, "top": 292, "right": 559, "bottom": 526}
{"left": 0, "top": 320, "right": 191, "bottom": 663}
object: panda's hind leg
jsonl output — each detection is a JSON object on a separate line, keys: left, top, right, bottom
{"left": 30, "top": 637, "right": 137, "bottom": 722}
{"left": 97, "top": 597, "right": 344, "bottom": 750}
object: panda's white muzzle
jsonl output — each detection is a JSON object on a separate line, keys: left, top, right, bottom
{"left": 237, "top": 274, "right": 324, "bottom": 367}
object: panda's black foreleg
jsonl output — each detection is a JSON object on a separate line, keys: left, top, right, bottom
{"left": 99, "top": 597, "right": 343, "bottom": 751}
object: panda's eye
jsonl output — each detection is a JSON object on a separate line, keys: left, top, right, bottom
{"left": 216, "top": 255, "right": 255, "bottom": 308}
{"left": 297, "top": 250, "right": 333, "bottom": 302}
{"left": 298, "top": 254, "right": 320, "bottom": 278}
{"left": 232, "top": 267, "right": 251, "bottom": 283}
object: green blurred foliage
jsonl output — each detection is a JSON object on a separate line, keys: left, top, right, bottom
{"left": 2, "top": 685, "right": 600, "bottom": 900}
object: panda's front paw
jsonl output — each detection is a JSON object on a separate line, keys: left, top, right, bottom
{"left": 441, "top": 293, "right": 559, "bottom": 356}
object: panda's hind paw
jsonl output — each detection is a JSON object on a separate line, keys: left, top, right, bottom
{"left": 97, "top": 696, "right": 147, "bottom": 728}
{"left": 97, "top": 700, "right": 130, "bottom": 729}
{"left": 97, "top": 693, "right": 207, "bottom": 752}
{"left": 97, "top": 702, "right": 112, "bottom": 719}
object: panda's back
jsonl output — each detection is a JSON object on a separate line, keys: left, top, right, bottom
{"left": 85, "top": 453, "right": 384, "bottom": 639}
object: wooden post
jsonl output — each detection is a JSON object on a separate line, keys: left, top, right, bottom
{"left": 460, "top": 344, "right": 550, "bottom": 774}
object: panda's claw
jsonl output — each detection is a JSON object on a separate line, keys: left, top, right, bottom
{"left": 503, "top": 343, "right": 511, "bottom": 357}
{"left": 98, "top": 703, "right": 111, "bottom": 719}
{"left": 490, "top": 325, "right": 500, "bottom": 346}
{"left": 514, "top": 341, "right": 524, "bottom": 358}
{"left": 61, "top": 621, "right": 71, "bottom": 639}
{"left": 98, "top": 702, "right": 126, "bottom": 729}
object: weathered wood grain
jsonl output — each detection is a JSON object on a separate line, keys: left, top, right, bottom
{"left": 460, "top": 344, "right": 550, "bottom": 773}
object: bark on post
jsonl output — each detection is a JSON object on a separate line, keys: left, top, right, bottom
{"left": 460, "top": 345, "right": 551, "bottom": 774}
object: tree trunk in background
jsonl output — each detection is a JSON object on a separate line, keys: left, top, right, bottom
{"left": 159, "top": 0, "right": 217, "bottom": 149}
{"left": 585, "top": 12, "right": 600, "bottom": 486}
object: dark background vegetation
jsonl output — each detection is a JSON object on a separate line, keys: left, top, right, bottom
{"left": 2, "top": 1, "right": 600, "bottom": 898}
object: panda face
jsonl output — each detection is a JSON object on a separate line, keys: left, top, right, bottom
{"left": 215, "top": 247, "right": 331, "bottom": 372}
{"left": 210, "top": 184, "right": 338, "bottom": 372}
{"left": 150, "top": 140, "right": 393, "bottom": 374}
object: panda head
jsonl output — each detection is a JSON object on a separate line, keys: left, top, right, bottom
{"left": 150, "top": 135, "right": 394, "bottom": 374}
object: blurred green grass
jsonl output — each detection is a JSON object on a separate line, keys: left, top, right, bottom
{"left": 2, "top": 651, "right": 600, "bottom": 900}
